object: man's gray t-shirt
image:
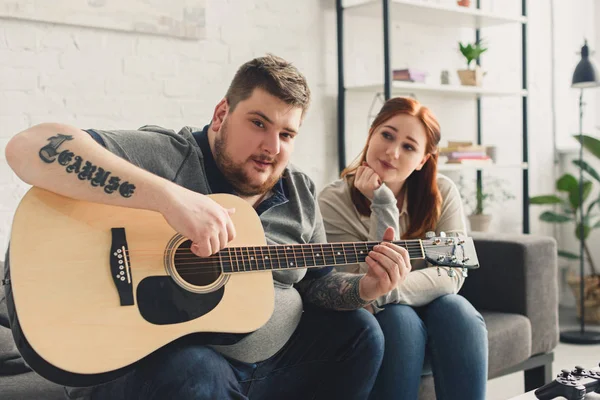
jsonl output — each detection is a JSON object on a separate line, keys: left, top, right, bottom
{"left": 87, "top": 124, "right": 328, "bottom": 363}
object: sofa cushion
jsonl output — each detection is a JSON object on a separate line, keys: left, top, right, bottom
{"left": 0, "top": 261, "right": 8, "bottom": 328}
{"left": 482, "top": 311, "right": 532, "bottom": 379}
{"left": 0, "top": 260, "right": 31, "bottom": 375}
{"left": 0, "top": 370, "right": 65, "bottom": 400}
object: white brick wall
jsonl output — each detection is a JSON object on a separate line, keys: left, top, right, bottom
{"left": 0, "top": 0, "right": 596, "bottom": 258}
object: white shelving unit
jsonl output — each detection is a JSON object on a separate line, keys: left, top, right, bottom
{"left": 437, "top": 162, "right": 529, "bottom": 172}
{"left": 348, "top": 81, "right": 528, "bottom": 98}
{"left": 343, "top": 0, "right": 526, "bottom": 28}
{"left": 336, "top": 0, "right": 530, "bottom": 232}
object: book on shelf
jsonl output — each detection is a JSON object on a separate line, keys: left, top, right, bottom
{"left": 445, "top": 158, "right": 493, "bottom": 165}
{"left": 439, "top": 142, "right": 488, "bottom": 153}
{"left": 392, "top": 68, "right": 427, "bottom": 83}
{"left": 439, "top": 141, "right": 495, "bottom": 165}
{"left": 443, "top": 151, "right": 488, "bottom": 159}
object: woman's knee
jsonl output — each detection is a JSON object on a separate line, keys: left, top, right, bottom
{"left": 377, "top": 303, "right": 427, "bottom": 338}
{"left": 426, "top": 294, "right": 487, "bottom": 335}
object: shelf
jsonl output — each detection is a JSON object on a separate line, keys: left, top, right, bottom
{"left": 438, "top": 162, "right": 528, "bottom": 171}
{"left": 343, "top": 0, "right": 527, "bottom": 28}
{"left": 347, "top": 81, "right": 527, "bottom": 98}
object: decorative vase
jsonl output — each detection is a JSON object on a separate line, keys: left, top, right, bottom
{"left": 468, "top": 214, "right": 492, "bottom": 232}
{"left": 457, "top": 66, "right": 483, "bottom": 86}
{"left": 567, "top": 273, "right": 600, "bottom": 324}
{"left": 440, "top": 70, "right": 450, "bottom": 85}
{"left": 457, "top": 0, "right": 471, "bottom": 7}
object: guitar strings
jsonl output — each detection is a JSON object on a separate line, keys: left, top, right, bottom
{"left": 123, "top": 246, "right": 446, "bottom": 265}
{"left": 116, "top": 248, "right": 467, "bottom": 275}
{"left": 123, "top": 242, "right": 459, "bottom": 257}
{"left": 121, "top": 247, "right": 465, "bottom": 269}
{"left": 167, "top": 250, "right": 467, "bottom": 277}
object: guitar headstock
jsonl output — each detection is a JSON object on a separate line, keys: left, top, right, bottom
{"left": 422, "top": 232, "right": 479, "bottom": 277}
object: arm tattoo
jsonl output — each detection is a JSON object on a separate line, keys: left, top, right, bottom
{"left": 39, "top": 134, "right": 136, "bottom": 198}
{"left": 295, "top": 272, "right": 372, "bottom": 311}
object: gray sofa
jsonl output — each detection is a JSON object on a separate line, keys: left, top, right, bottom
{"left": 0, "top": 232, "right": 558, "bottom": 400}
{"left": 419, "top": 232, "right": 559, "bottom": 399}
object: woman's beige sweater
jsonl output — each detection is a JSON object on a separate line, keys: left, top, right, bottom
{"left": 317, "top": 174, "right": 468, "bottom": 311}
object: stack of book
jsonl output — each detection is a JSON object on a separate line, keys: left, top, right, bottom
{"left": 438, "top": 141, "right": 493, "bottom": 165}
{"left": 392, "top": 68, "right": 427, "bottom": 83}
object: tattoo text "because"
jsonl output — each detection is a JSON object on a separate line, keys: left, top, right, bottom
{"left": 39, "top": 134, "right": 136, "bottom": 198}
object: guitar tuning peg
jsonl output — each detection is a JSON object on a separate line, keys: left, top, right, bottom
{"left": 437, "top": 267, "right": 441, "bottom": 277}
{"left": 462, "top": 268, "right": 468, "bottom": 278}
{"left": 439, "top": 231, "right": 446, "bottom": 238}
{"left": 426, "top": 231, "right": 436, "bottom": 239}
{"left": 447, "top": 268, "right": 456, "bottom": 277}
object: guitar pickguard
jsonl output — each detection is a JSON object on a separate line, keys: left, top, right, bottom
{"left": 136, "top": 276, "right": 224, "bottom": 325}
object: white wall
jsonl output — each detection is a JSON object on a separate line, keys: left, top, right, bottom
{"left": 0, "top": 1, "right": 340, "bottom": 256}
{"left": 342, "top": 0, "right": 557, "bottom": 235}
{"left": 0, "top": 0, "right": 597, "bottom": 259}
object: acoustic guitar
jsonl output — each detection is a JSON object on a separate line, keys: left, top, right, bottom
{"left": 6, "top": 187, "right": 479, "bottom": 387}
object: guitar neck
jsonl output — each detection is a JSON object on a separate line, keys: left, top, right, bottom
{"left": 219, "top": 240, "right": 424, "bottom": 273}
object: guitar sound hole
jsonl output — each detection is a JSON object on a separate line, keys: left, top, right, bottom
{"left": 174, "top": 240, "right": 222, "bottom": 286}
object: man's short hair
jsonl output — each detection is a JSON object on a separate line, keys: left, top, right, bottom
{"left": 226, "top": 54, "right": 311, "bottom": 116}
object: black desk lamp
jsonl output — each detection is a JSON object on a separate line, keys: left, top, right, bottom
{"left": 559, "top": 40, "right": 600, "bottom": 345}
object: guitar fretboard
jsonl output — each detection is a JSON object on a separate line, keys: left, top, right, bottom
{"left": 218, "top": 241, "right": 424, "bottom": 273}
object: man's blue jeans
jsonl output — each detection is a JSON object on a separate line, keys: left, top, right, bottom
{"left": 369, "top": 294, "right": 489, "bottom": 400}
{"left": 91, "top": 305, "right": 384, "bottom": 400}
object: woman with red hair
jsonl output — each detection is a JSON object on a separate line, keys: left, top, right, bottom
{"left": 319, "top": 97, "right": 488, "bottom": 399}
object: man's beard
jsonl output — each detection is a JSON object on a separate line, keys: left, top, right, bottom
{"left": 214, "top": 120, "right": 282, "bottom": 196}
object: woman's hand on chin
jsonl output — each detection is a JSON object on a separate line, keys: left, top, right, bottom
{"left": 354, "top": 162, "right": 382, "bottom": 200}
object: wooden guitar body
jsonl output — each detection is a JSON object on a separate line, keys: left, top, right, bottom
{"left": 8, "top": 187, "right": 273, "bottom": 385}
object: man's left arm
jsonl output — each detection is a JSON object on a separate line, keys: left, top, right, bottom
{"left": 295, "top": 202, "right": 402, "bottom": 311}
{"left": 295, "top": 269, "right": 372, "bottom": 310}
{"left": 294, "top": 177, "right": 407, "bottom": 310}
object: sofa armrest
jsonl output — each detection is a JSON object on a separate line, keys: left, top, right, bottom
{"left": 460, "top": 232, "right": 559, "bottom": 356}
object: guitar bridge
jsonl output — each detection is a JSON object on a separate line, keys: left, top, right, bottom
{"left": 110, "top": 228, "right": 134, "bottom": 306}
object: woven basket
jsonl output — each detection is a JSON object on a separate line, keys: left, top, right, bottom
{"left": 567, "top": 274, "right": 600, "bottom": 324}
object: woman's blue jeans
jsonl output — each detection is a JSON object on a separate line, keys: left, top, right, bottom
{"left": 369, "top": 294, "right": 488, "bottom": 400}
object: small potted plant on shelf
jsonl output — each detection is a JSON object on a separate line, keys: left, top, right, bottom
{"left": 457, "top": 39, "right": 487, "bottom": 86}
{"left": 457, "top": 175, "right": 515, "bottom": 232}
{"left": 530, "top": 134, "right": 600, "bottom": 323}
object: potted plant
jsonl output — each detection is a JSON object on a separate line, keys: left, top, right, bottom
{"left": 457, "top": 175, "right": 515, "bottom": 232}
{"left": 457, "top": 39, "right": 487, "bottom": 86}
{"left": 530, "top": 134, "right": 600, "bottom": 323}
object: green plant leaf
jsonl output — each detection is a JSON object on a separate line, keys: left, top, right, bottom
{"left": 594, "top": 219, "right": 600, "bottom": 229}
{"left": 574, "top": 134, "right": 600, "bottom": 159}
{"left": 458, "top": 40, "right": 487, "bottom": 68}
{"left": 558, "top": 250, "right": 580, "bottom": 259}
{"left": 530, "top": 195, "right": 563, "bottom": 205}
{"left": 587, "top": 199, "right": 600, "bottom": 216}
{"left": 539, "top": 211, "right": 571, "bottom": 223}
{"left": 568, "top": 180, "right": 593, "bottom": 210}
{"left": 557, "top": 173, "right": 578, "bottom": 192}
{"left": 572, "top": 159, "right": 600, "bottom": 183}
{"left": 575, "top": 222, "right": 591, "bottom": 240}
